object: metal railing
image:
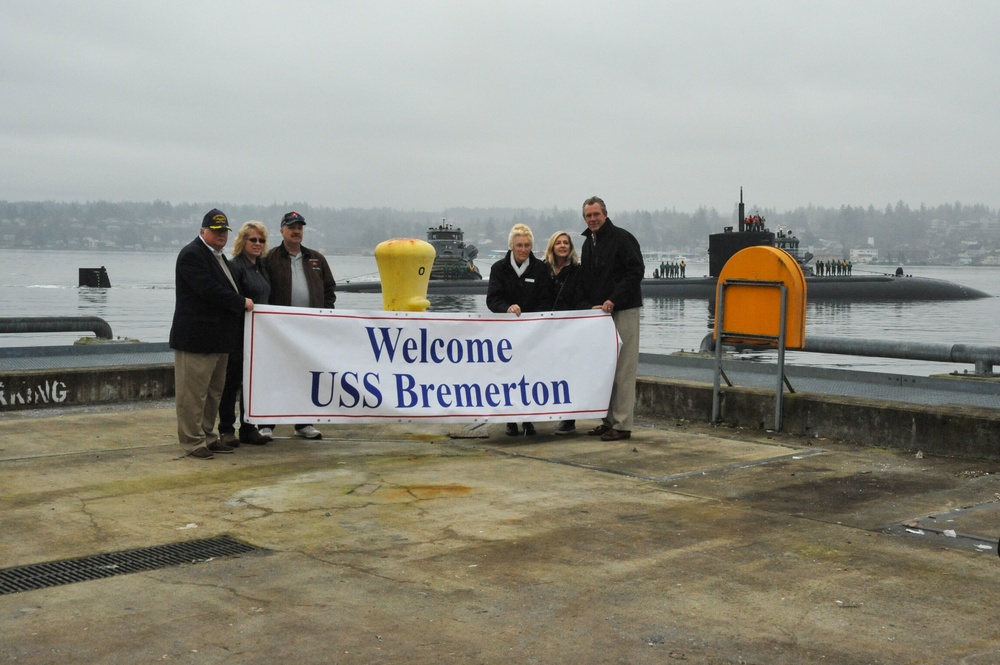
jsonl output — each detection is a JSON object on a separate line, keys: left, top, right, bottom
{"left": 700, "top": 333, "right": 1000, "bottom": 375}
{"left": 0, "top": 317, "right": 114, "bottom": 340}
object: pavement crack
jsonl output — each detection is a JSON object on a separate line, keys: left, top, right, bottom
{"left": 76, "top": 494, "right": 109, "bottom": 543}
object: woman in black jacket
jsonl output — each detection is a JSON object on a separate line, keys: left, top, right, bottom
{"left": 218, "top": 221, "right": 272, "bottom": 446}
{"left": 544, "top": 230, "right": 583, "bottom": 435}
{"left": 487, "top": 223, "right": 552, "bottom": 436}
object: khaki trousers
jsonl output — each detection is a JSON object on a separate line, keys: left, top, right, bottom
{"left": 604, "top": 307, "right": 640, "bottom": 432}
{"left": 174, "top": 350, "right": 229, "bottom": 450}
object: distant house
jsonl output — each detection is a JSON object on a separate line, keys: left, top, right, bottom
{"left": 849, "top": 248, "right": 879, "bottom": 263}
{"left": 882, "top": 248, "right": 931, "bottom": 264}
{"left": 930, "top": 217, "right": 1000, "bottom": 233}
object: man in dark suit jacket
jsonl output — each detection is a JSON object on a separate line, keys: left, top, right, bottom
{"left": 169, "top": 208, "right": 254, "bottom": 459}
{"left": 579, "top": 196, "right": 645, "bottom": 442}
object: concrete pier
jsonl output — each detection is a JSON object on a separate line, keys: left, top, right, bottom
{"left": 4, "top": 345, "right": 1000, "bottom": 458}
{"left": 2, "top": 402, "right": 1000, "bottom": 663}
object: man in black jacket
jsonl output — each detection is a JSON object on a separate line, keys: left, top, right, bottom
{"left": 169, "top": 209, "right": 254, "bottom": 459}
{"left": 260, "top": 211, "right": 336, "bottom": 440}
{"left": 579, "top": 196, "right": 645, "bottom": 441}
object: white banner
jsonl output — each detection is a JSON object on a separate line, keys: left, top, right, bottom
{"left": 244, "top": 306, "right": 620, "bottom": 424}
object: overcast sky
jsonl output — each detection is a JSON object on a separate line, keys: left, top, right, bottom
{"left": 3, "top": 1, "right": 998, "bottom": 213}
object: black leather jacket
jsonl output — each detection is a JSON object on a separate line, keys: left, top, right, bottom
{"left": 228, "top": 253, "right": 271, "bottom": 304}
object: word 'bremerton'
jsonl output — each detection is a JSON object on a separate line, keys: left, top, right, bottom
{"left": 309, "top": 326, "right": 573, "bottom": 410}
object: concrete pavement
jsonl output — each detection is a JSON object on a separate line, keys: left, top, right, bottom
{"left": 2, "top": 401, "right": 1000, "bottom": 664}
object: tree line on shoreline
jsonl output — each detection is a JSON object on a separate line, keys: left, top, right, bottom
{"left": 0, "top": 199, "right": 996, "bottom": 260}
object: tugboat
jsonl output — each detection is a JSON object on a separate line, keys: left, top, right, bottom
{"left": 773, "top": 229, "right": 813, "bottom": 274}
{"left": 426, "top": 220, "right": 482, "bottom": 280}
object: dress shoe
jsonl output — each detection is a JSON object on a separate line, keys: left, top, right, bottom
{"left": 187, "top": 446, "right": 214, "bottom": 460}
{"left": 239, "top": 428, "right": 270, "bottom": 445}
{"left": 523, "top": 422, "right": 536, "bottom": 436}
{"left": 554, "top": 420, "right": 576, "bottom": 435}
{"left": 600, "top": 428, "right": 631, "bottom": 442}
{"left": 588, "top": 424, "right": 611, "bottom": 436}
{"left": 505, "top": 423, "right": 519, "bottom": 436}
{"left": 207, "top": 440, "right": 235, "bottom": 454}
{"left": 220, "top": 432, "right": 240, "bottom": 448}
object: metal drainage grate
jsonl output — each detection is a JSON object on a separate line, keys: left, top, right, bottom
{"left": 0, "top": 535, "right": 264, "bottom": 595}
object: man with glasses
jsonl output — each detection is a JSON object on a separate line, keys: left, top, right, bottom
{"left": 169, "top": 209, "right": 254, "bottom": 460}
{"left": 260, "top": 211, "right": 337, "bottom": 440}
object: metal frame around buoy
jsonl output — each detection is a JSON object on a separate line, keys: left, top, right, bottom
{"left": 711, "top": 246, "right": 807, "bottom": 431}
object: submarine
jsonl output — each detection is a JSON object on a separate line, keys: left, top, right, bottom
{"left": 340, "top": 193, "right": 990, "bottom": 302}
{"left": 637, "top": 189, "right": 990, "bottom": 301}
{"left": 340, "top": 272, "right": 988, "bottom": 301}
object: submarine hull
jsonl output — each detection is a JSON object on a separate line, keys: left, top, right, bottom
{"left": 338, "top": 275, "right": 990, "bottom": 301}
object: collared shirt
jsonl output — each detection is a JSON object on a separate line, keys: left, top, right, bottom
{"left": 216, "top": 254, "right": 238, "bottom": 291}
{"left": 288, "top": 251, "right": 311, "bottom": 307}
{"left": 199, "top": 236, "right": 238, "bottom": 290}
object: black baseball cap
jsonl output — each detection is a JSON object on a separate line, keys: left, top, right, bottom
{"left": 281, "top": 211, "right": 306, "bottom": 227}
{"left": 202, "top": 208, "right": 231, "bottom": 231}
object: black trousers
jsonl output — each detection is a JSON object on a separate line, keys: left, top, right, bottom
{"left": 217, "top": 351, "right": 246, "bottom": 435}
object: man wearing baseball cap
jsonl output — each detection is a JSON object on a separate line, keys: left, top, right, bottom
{"left": 169, "top": 208, "right": 254, "bottom": 459}
{"left": 259, "top": 210, "right": 337, "bottom": 440}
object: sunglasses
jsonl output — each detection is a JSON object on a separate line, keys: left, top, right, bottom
{"left": 247, "top": 237, "right": 265, "bottom": 244}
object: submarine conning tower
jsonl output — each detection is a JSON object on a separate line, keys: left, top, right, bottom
{"left": 707, "top": 188, "right": 775, "bottom": 277}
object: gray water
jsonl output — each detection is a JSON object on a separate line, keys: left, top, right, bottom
{"left": 1, "top": 249, "right": 997, "bottom": 376}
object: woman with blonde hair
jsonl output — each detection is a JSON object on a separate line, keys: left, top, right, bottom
{"left": 545, "top": 230, "right": 584, "bottom": 434}
{"left": 545, "top": 230, "right": 582, "bottom": 310}
{"left": 218, "top": 221, "right": 272, "bottom": 447}
{"left": 487, "top": 223, "right": 552, "bottom": 436}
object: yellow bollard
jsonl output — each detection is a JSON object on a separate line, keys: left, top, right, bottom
{"left": 374, "top": 238, "right": 436, "bottom": 311}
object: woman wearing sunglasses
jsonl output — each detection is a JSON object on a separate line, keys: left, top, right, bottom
{"left": 218, "top": 220, "right": 273, "bottom": 447}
